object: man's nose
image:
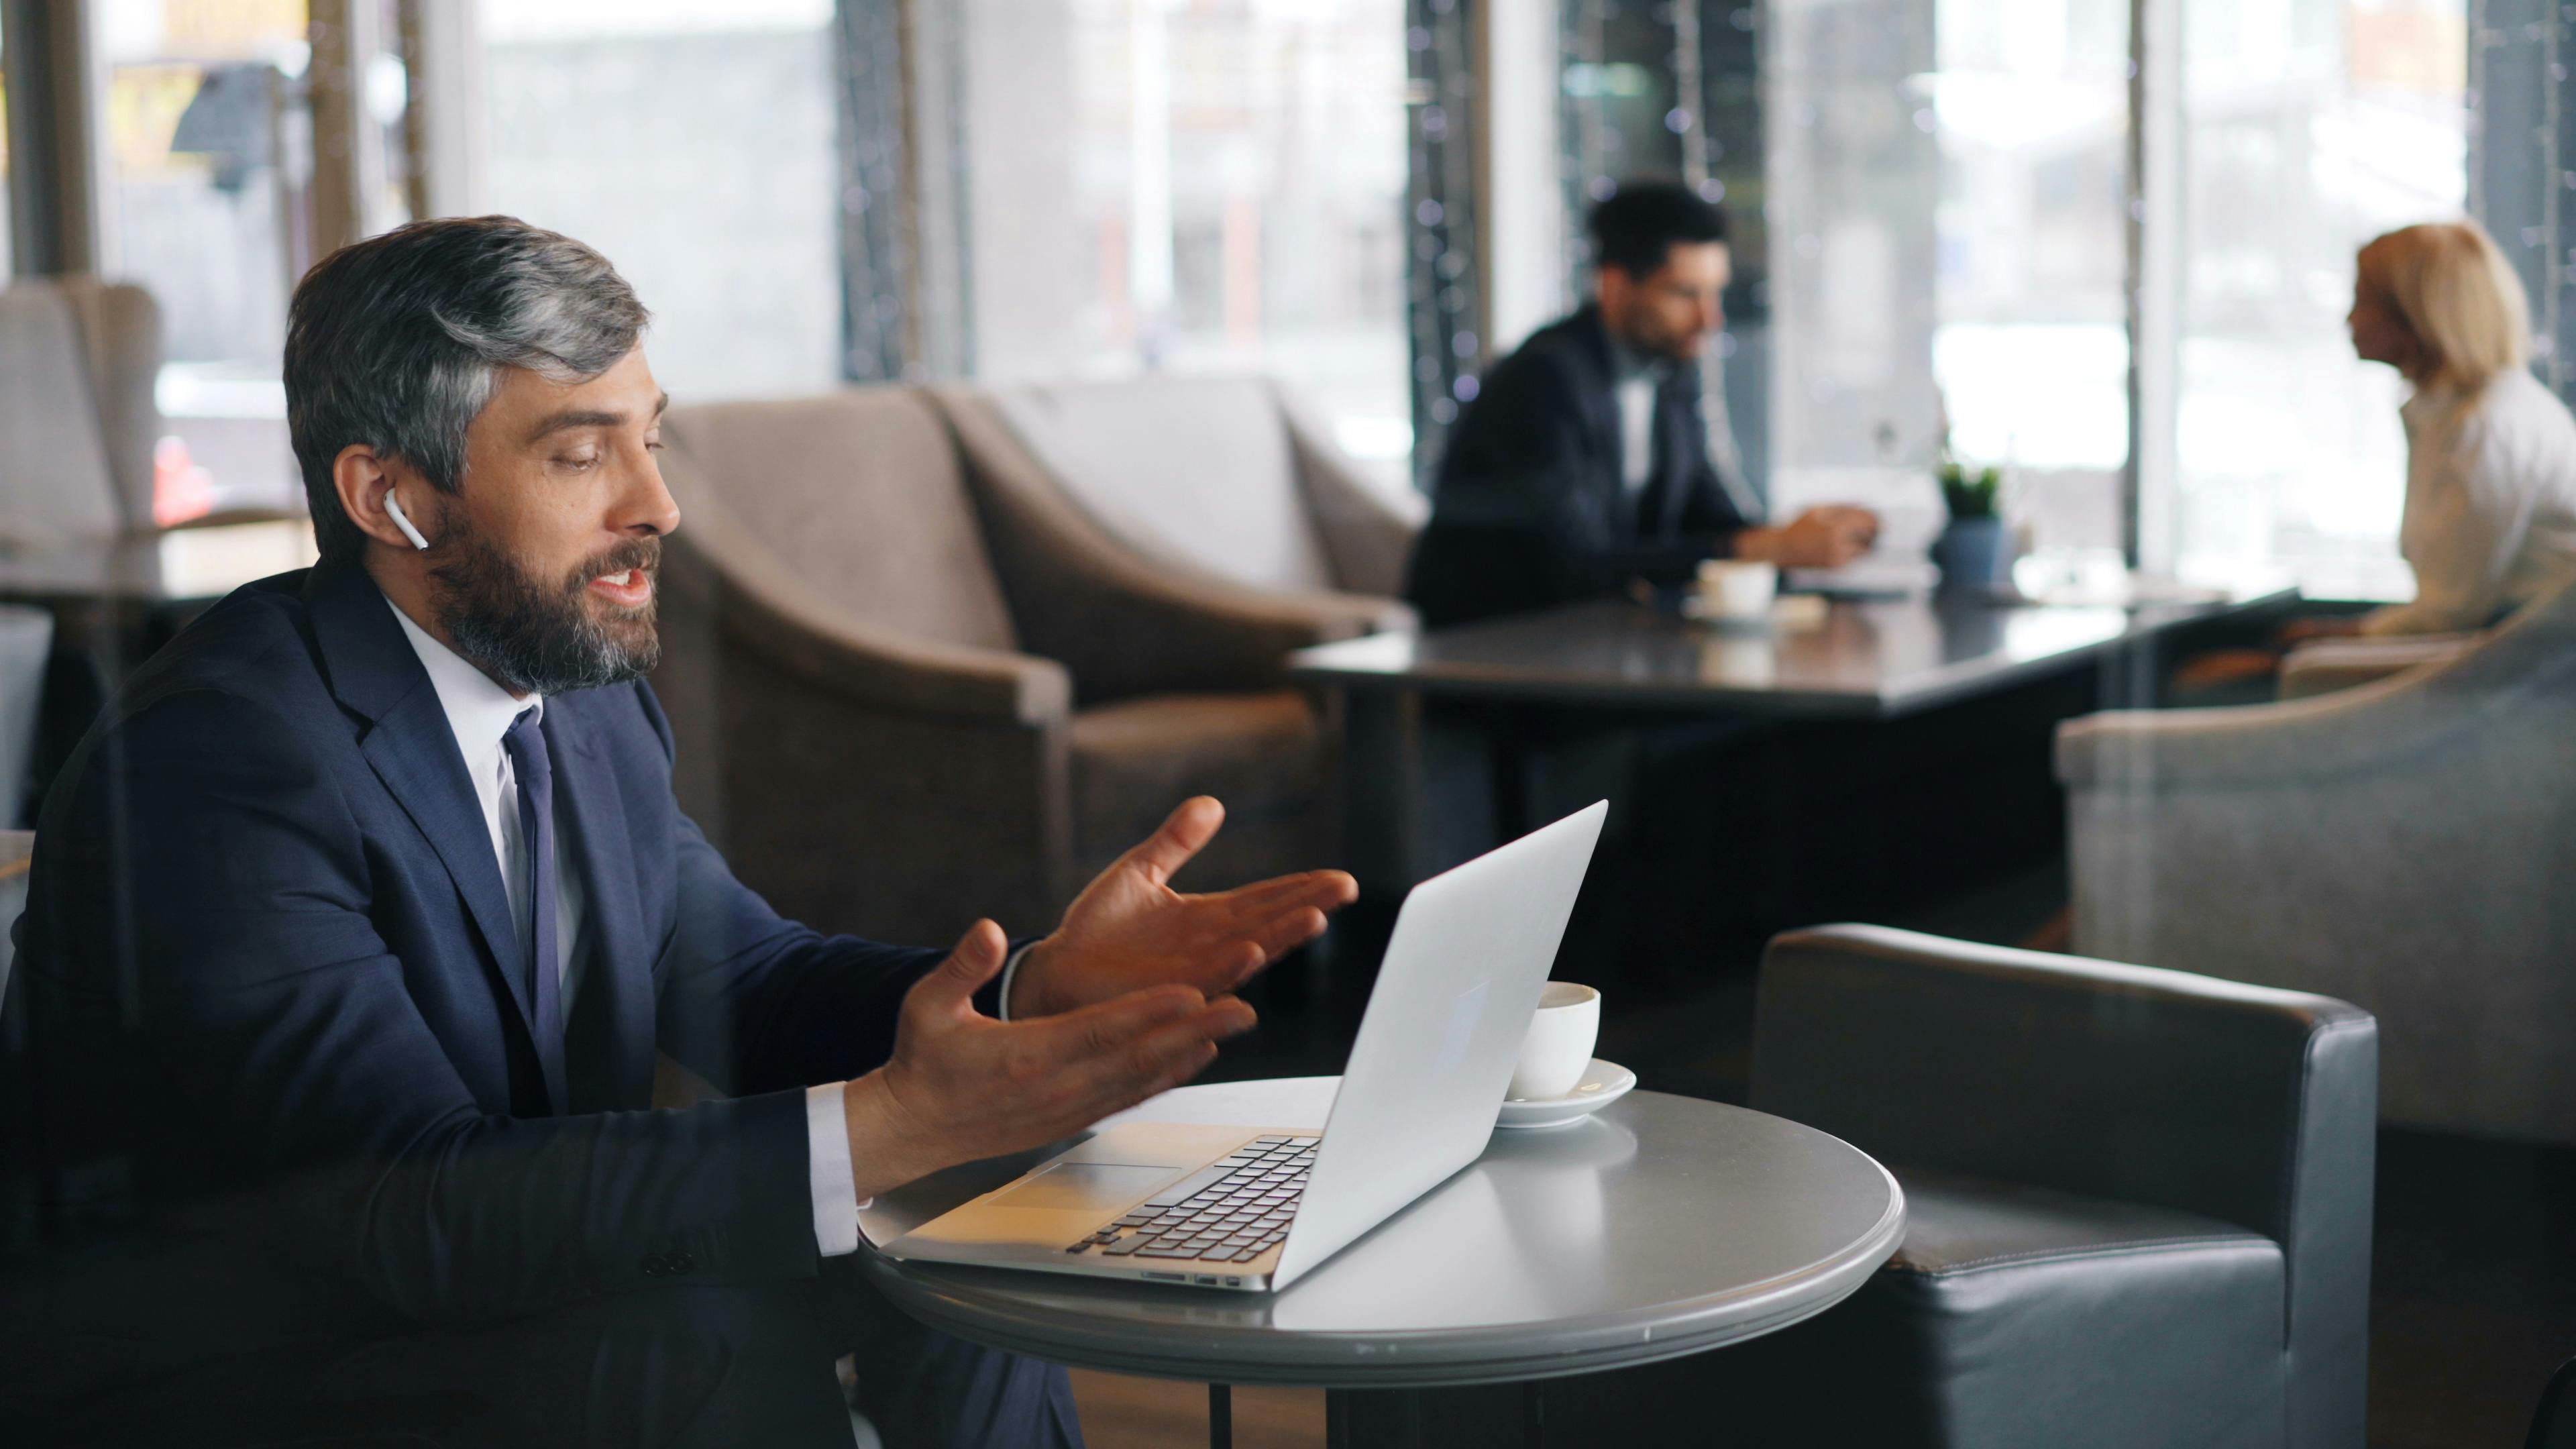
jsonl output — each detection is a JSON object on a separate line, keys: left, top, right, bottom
{"left": 619, "top": 455, "right": 683, "bottom": 537}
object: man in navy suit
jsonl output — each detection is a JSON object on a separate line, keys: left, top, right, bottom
{"left": 1406, "top": 181, "right": 1879, "bottom": 626}
{"left": 3, "top": 217, "right": 1354, "bottom": 1446}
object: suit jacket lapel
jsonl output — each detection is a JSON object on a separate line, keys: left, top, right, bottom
{"left": 546, "top": 698, "right": 657, "bottom": 1113}
{"left": 304, "top": 562, "right": 549, "bottom": 1100}
{"left": 1643, "top": 376, "right": 1694, "bottom": 539}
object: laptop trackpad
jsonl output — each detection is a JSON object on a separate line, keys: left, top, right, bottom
{"left": 987, "top": 1162, "right": 1175, "bottom": 1212}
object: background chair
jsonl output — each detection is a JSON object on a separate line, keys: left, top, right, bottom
{"left": 950, "top": 376, "right": 1424, "bottom": 604}
{"left": 651, "top": 386, "right": 1400, "bottom": 945}
{"left": 0, "top": 275, "right": 303, "bottom": 546}
{"left": 2277, "top": 632, "right": 2479, "bottom": 700}
{"left": 1554, "top": 925, "right": 2375, "bottom": 1449}
{"left": 0, "top": 278, "right": 162, "bottom": 550}
{"left": 2058, "top": 576, "right": 2576, "bottom": 1144}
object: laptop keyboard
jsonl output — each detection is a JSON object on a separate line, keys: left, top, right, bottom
{"left": 1063, "top": 1134, "right": 1320, "bottom": 1265}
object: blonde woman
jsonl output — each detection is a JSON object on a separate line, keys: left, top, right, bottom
{"left": 2322, "top": 220, "right": 2576, "bottom": 637}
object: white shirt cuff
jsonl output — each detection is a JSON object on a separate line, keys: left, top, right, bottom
{"left": 805, "top": 944, "right": 1034, "bottom": 1257}
{"left": 806, "top": 1082, "right": 864, "bottom": 1258}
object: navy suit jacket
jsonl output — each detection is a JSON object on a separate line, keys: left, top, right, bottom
{"left": 1405, "top": 305, "right": 1752, "bottom": 627}
{"left": 5, "top": 559, "right": 970, "bottom": 1400}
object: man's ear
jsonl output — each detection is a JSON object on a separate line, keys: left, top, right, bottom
{"left": 1594, "top": 264, "right": 1633, "bottom": 319}
{"left": 333, "top": 445, "right": 435, "bottom": 552}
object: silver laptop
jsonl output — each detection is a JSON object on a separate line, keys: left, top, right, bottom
{"left": 880, "top": 800, "right": 1609, "bottom": 1293}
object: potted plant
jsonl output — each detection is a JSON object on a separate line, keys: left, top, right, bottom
{"left": 1933, "top": 458, "right": 2015, "bottom": 594}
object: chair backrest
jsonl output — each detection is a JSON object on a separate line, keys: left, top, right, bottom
{"left": 1753, "top": 925, "right": 2377, "bottom": 1449}
{"left": 985, "top": 376, "right": 1339, "bottom": 595}
{"left": 0, "top": 278, "right": 162, "bottom": 545}
{"left": 659, "top": 388, "right": 1019, "bottom": 652}
{"left": 2062, "top": 574, "right": 2576, "bottom": 1145}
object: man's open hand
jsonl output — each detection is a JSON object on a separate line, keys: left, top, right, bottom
{"left": 1007, "top": 797, "right": 1358, "bottom": 1020}
{"left": 843, "top": 920, "right": 1255, "bottom": 1198}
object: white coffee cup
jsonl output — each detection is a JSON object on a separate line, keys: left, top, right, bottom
{"left": 1509, "top": 981, "right": 1601, "bottom": 1101}
{"left": 1696, "top": 559, "right": 1778, "bottom": 621}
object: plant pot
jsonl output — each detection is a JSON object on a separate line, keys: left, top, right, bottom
{"left": 1931, "top": 516, "right": 2017, "bottom": 595}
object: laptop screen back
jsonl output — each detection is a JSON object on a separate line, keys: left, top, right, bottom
{"left": 1272, "top": 802, "right": 1608, "bottom": 1287}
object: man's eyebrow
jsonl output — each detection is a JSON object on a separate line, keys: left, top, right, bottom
{"left": 523, "top": 394, "right": 667, "bottom": 443}
{"left": 525, "top": 409, "right": 625, "bottom": 443}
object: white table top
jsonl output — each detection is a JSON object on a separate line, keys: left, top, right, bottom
{"left": 856, "top": 1076, "right": 1905, "bottom": 1388}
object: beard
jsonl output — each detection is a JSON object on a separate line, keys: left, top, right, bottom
{"left": 430, "top": 521, "right": 663, "bottom": 697}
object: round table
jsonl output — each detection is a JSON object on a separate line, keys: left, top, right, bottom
{"left": 858, "top": 1077, "right": 1904, "bottom": 1448}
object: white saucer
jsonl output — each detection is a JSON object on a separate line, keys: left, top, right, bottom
{"left": 1495, "top": 1059, "right": 1637, "bottom": 1130}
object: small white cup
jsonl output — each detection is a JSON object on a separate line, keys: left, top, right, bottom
{"left": 1509, "top": 981, "right": 1601, "bottom": 1101}
{"left": 1696, "top": 559, "right": 1778, "bottom": 621}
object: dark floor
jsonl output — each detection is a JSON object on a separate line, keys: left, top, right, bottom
{"left": 1224, "top": 860, "right": 2576, "bottom": 1448}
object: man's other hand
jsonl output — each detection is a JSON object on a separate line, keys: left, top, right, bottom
{"left": 1008, "top": 796, "right": 1358, "bottom": 1020}
{"left": 842, "top": 920, "right": 1256, "bottom": 1197}
{"left": 1735, "top": 506, "right": 1880, "bottom": 570}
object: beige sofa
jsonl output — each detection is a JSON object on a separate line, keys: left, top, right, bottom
{"left": 652, "top": 386, "right": 1403, "bottom": 946}
{"left": 2057, "top": 576, "right": 2576, "bottom": 1143}
{"left": 957, "top": 375, "right": 1424, "bottom": 605}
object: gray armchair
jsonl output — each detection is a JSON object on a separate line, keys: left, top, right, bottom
{"left": 2276, "top": 631, "right": 2478, "bottom": 700}
{"left": 652, "top": 386, "right": 1384, "bottom": 945}
{"left": 1558, "top": 926, "right": 2375, "bottom": 1449}
{"left": 2059, "top": 576, "right": 2576, "bottom": 1144}
{"left": 948, "top": 375, "right": 1425, "bottom": 606}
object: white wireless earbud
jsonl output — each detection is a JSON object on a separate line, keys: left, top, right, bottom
{"left": 384, "top": 491, "right": 432, "bottom": 551}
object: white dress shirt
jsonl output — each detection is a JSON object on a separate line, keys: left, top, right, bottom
{"left": 387, "top": 597, "right": 1029, "bottom": 1259}
{"left": 1609, "top": 338, "right": 1664, "bottom": 498}
{"left": 2365, "top": 368, "right": 2576, "bottom": 636}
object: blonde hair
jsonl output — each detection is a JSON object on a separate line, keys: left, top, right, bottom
{"left": 2356, "top": 221, "right": 2533, "bottom": 392}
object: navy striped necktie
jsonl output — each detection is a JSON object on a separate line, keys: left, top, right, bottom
{"left": 503, "top": 706, "right": 568, "bottom": 1110}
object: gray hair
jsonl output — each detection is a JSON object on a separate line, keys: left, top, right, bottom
{"left": 284, "top": 216, "right": 649, "bottom": 564}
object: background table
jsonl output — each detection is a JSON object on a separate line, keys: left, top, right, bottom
{"left": 1289, "top": 588, "right": 2292, "bottom": 718}
{"left": 1287, "top": 587, "right": 2296, "bottom": 897}
{"left": 858, "top": 1076, "right": 1904, "bottom": 1448}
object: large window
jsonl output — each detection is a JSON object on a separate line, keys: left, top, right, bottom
{"left": 1770, "top": 0, "right": 2467, "bottom": 588}
{"left": 97, "top": 0, "right": 317, "bottom": 518}
{"left": 1768, "top": 0, "right": 2128, "bottom": 554}
{"left": 480, "top": 0, "right": 842, "bottom": 402}
{"left": 2161, "top": 0, "right": 2467, "bottom": 593}
{"left": 955, "top": 0, "right": 1411, "bottom": 481}
{"left": 1931, "top": 0, "right": 2131, "bottom": 552}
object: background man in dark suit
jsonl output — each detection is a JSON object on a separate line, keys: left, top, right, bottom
{"left": 1406, "top": 181, "right": 1880, "bottom": 627}
{"left": 3, "top": 217, "right": 1354, "bottom": 1447}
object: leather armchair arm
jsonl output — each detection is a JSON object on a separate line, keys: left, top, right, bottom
{"left": 1276, "top": 384, "right": 1426, "bottom": 599}
{"left": 1752, "top": 926, "right": 2375, "bottom": 1377}
{"left": 933, "top": 385, "right": 1409, "bottom": 702}
{"left": 661, "top": 515, "right": 1070, "bottom": 728}
{"left": 2277, "top": 633, "right": 2477, "bottom": 700}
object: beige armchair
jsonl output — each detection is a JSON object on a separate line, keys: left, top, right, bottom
{"left": 653, "top": 386, "right": 1387, "bottom": 945}
{"left": 950, "top": 376, "right": 1425, "bottom": 607}
{"left": 2057, "top": 576, "right": 2576, "bottom": 1144}
{"left": 0, "top": 278, "right": 164, "bottom": 548}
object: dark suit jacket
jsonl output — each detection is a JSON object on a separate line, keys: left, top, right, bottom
{"left": 1405, "top": 305, "right": 1752, "bottom": 627}
{"left": 3, "top": 560, "right": 979, "bottom": 1405}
